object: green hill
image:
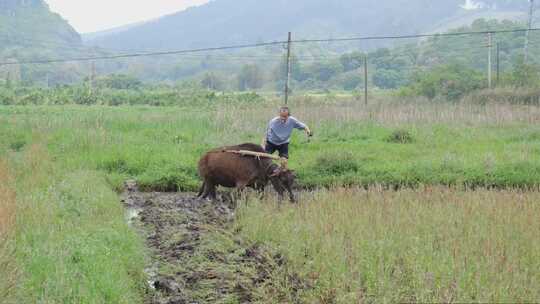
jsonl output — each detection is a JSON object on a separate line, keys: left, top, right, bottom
{"left": 87, "top": 0, "right": 532, "bottom": 51}
{"left": 0, "top": 0, "right": 84, "bottom": 85}
{"left": 0, "top": 0, "right": 81, "bottom": 49}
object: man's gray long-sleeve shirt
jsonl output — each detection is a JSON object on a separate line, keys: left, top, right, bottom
{"left": 266, "top": 116, "right": 307, "bottom": 145}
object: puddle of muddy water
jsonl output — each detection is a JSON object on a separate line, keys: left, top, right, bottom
{"left": 145, "top": 262, "right": 159, "bottom": 290}
{"left": 124, "top": 206, "right": 161, "bottom": 291}
{"left": 124, "top": 206, "right": 143, "bottom": 225}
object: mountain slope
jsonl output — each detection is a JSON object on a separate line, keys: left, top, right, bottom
{"left": 0, "top": 0, "right": 83, "bottom": 85}
{"left": 82, "top": 21, "right": 147, "bottom": 42}
{"left": 0, "top": 0, "right": 81, "bottom": 48}
{"left": 87, "top": 0, "right": 531, "bottom": 51}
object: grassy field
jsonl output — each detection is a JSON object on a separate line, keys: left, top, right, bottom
{"left": 0, "top": 160, "right": 17, "bottom": 303}
{"left": 2, "top": 97, "right": 540, "bottom": 302}
{"left": 3, "top": 98, "right": 540, "bottom": 191}
{"left": 237, "top": 188, "right": 540, "bottom": 303}
{"left": 2, "top": 142, "right": 147, "bottom": 302}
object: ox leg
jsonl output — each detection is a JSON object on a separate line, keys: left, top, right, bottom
{"left": 208, "top": 183, "right": 217, "bottom": 200}
{"left": 233, "top": 182, "right": 249, "bottom": 206}
{"left": 270, "top": 178, "right": 285, "bottom": 203}
{"left": 201, "top": 181, "right": 217, "bottom": 200}
{"left": 283, "top": 185, "right": 297, "bottom": 203}
{"left": 286, "top": 185, "right": 296, "bottom": 203}
{"left": 197, "top": 181, "right": 206, "bottom": 198}
{"left": 257, "top": 187, "right": 266, "bottom": 201}
{"left": 252, "top": 182, "right": 266, "bottom": 201}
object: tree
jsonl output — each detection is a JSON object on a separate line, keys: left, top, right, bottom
{"left": 200, "top": 72, "right": 224, "bottom": 90}
{"left": 307, "top": 61, "right": 342, "bottom": 82}
{"left": 373, "top": 69, "right": 406, "bottom": 89}
{"left": 406, "top": 64, "right": 485, "bottom": 100}
{"left": 340, "top": 52, "right": 364, "bottom": 72}
{"left": 237, "top": 64, "right": 264, "bottom": 91}
{"left": 276, "top": 55, "right": 306, "bottom": 82}
{"left": 332, "top": 71, "right": 363, "bottom": 90}
{"left": 507, "top": 57, "right": 540, "bottom": 87}
{"left": 96, "top": 74, "right": 142, "bottom": 90}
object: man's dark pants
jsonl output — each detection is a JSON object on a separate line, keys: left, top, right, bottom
{"left": 265, "top": 141, "right": 289, "bottom": 159}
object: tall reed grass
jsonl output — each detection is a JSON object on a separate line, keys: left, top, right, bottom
{"left": 0, "top": 159, "right": 17, "bottom": 303}
{"left": 237, "top": 187, "right": 540, "bottom": 303}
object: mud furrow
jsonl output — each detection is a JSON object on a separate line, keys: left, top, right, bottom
{"left": 122, "top": 182, "right": 309, "bottom": 304}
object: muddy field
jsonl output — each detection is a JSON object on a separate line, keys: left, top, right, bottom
{"left": 122, "top": 181, "right": 310, "bottom": 304}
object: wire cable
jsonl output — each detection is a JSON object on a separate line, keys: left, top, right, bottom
{"left": 1, "top": 28, "right": 539, "bottom": 66}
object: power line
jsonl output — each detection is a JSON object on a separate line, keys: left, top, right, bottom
{"left": 292, "top": 28, "right": 540, "bottom": 44}
{"left": 5, "top": 26, "right": 539, "bottom": 56}
{"left": 0, "top": 36, "right": 151, "bottom": 55}
{"left": 0, "top": 41, "right": 286, "bottom": 66}
{"left": 1, "top": 28, "right": 539, "bottom": 67}
{"left": 3, "top": 27, "right": 540, "bottom": 55}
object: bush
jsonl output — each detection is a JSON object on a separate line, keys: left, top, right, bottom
{"left": 386, "top": 129, "right": 414, "bottom": 144}
{"left": 312, "top": 152, "right": 359, "bottom": 175}
{"left": 0, "top": 88, "right": 16, "bottom": 105}
{"left": 95, "top": 74, "right": 143, "bottom": 90}
{"left": 503, "top": 58, "right": 540, "bottom": 87}
{"left": 9, "top": 139, "right": 26, "bottom": 152}
{"left": 0, "top": 84, "right": 266, "bottom": 106}
{"left": 402, "top": 64, "right": 485, "bottom": 100}
{"left": 137, "top": 166, "right": 199, "bottom": 192}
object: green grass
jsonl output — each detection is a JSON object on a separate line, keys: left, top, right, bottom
{"left": 237, "top": 188, "right": 540, "bottom": 303}
{"left": 3, "top": 144, "right": 147, "bottom": 303}
{"left": 0, "top": 160, "right": 17, "bottom": 303}
{"left": 2, "top": 98, "right": 540, "bottom": 303}
{"left": 2, "top": 101, "right": 540, "bottom": 192}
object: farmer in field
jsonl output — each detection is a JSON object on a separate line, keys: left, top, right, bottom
{"left": 263, "top": 106, "right": 312, "bottom": 164}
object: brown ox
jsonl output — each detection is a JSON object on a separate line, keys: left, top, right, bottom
{"left": 197, "top": 143, "right": 296, "bottom": 202}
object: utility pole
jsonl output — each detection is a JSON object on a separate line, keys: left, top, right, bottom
{"left": 364, "top": 54, "right": 368, "bottom": 106}
{"left": 488, "top": 32, "right": 493, "bottom": 89}
{"left": 525, "top": 0, "right": 535, "bottom": 64}
{"left": 496, "top": 42, "right": 500, "bottom": 86}
{"left": 89, "top": 61, "right": 96, "bottom": 93}
{"left": 284, "top": 32, "right": 292, "bottom": 105}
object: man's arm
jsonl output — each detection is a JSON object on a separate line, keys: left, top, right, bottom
{"left": 292, "top": 117, "right": 312, "bottom": 136}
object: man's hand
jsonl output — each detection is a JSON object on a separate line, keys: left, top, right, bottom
{"left": 305, "top": 127, "right": 313, "bottom": 137}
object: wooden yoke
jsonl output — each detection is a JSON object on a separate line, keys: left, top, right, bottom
{"left": 224, "top": 150, "right": 281, "bottom": 161}
{"left": 224, "top": 150, "right": 290, "bottom": 169}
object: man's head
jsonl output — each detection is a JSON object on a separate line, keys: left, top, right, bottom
{"left": 279, "top": 106, "right": 290, "bottom": 122}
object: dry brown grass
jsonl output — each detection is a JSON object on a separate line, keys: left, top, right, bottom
{"left": 0, "top": 159, "right": 17, "bottom": 303}
{"left": 464, "top": 87, "right": 540, "bottom": 106}
{"left": 215, "top": 96, "right": 540, "bottom": 138}
{"left": 238, "top": 187, "right": 540, "bottom": 303}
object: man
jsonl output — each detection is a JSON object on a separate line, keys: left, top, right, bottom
{"left": 263, "top": 106, "right": 312, "bottom": 160}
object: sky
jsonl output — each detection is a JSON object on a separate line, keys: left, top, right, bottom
{"left": 45, "top": 0, "right": 209, "bottom": 33}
